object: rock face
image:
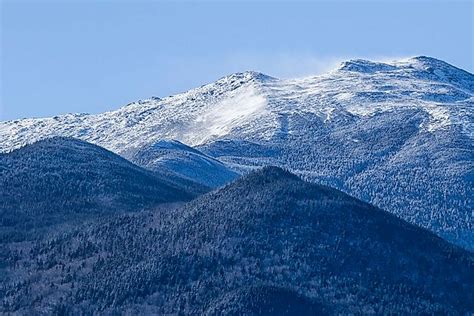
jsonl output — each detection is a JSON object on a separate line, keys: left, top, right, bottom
{"left": 0, "top": 137, "right": 207, "bottom": 242}
{"left": 2, "top": 167, "right": 472, "bottom": 314}
{"left": 0, "top": 56, "right": 473, "bottom": 248}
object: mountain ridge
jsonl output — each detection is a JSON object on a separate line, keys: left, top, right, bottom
{"left": 2, "top": 167, "right": 472, "bottom": 314}
{"left": 0, "top": 56, "right": 472, "bottom": 248}
{"left": 129, "top": 139, "right": 238, "bottom": 188}
{"left": 0, "top": 137, "right": 207, "bottom": 242}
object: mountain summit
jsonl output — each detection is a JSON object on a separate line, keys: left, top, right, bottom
{"left": 0, "top": 57, "right": 473, "bottom": 248}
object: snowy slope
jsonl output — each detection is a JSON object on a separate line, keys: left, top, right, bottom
{"left": 129, "top": 139, "right": 238, "bottom": 188}
{"left": 0, "top": 56, "right": 472, "bottom": 248}
{"left": 1, "top": 57, "right": 471, "bottom": 151}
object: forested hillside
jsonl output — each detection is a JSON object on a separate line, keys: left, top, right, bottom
{"left": 2, "top": 167, "right": 472, "bottom": 314}
{"left": 0, "top": 137, "right": 207, "bottom": 243}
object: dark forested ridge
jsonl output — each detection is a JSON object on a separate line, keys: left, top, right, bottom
{"left": 0, "top": 137, "right": 207, "bottom": 243}
{"left": 198, "top": 112, "right": 474, "bottom": 250}
{"left": 2, "top": 167, "right": 472, "bottom": 315}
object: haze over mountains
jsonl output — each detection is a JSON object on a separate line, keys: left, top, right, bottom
{"left": 1, "top": 56, "right": 472, "bottom": 249}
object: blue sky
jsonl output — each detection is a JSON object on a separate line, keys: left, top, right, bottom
{"left": 1, "top": 0, "right": 473, "bottom": 120}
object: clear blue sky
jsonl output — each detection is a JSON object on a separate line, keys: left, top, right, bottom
{"left": 1, "top": 0, "right": 473, "bottom": 120}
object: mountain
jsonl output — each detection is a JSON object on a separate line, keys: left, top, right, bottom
{"left": 0, "top": 137, "right": 206, "bottom": 242}
{"left": 0, "top": 56, "right": 473, "bottom": 248}
{"left": 128, "top": 139, "right": 238, "bottom": 188}
{"left": 2, "top": 167, "right": 472, "bottom": 314}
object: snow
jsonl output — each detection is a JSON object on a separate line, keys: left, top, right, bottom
{"left": 423, "top": 105, "right": 451, "bottom": 132}
{"left": 0, "top": 57, "right": 472, "bottom": 154}
{"left": 185, "top": 85, "right": 267, "bottom": 146}
{"left": 0, "top": 56, "right": 472, "bottom": 248}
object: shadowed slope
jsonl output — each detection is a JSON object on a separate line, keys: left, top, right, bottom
{"left": 0, "top": 137, "right": 206, "bottom": 242}
{"left": 2, "top": 167, "right": 472, "bottom": 314}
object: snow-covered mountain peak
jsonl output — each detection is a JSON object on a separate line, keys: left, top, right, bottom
{"left": 1, "top": 56, "right": 472, "bottom": 153}
{"left": 217, "top": 71, "right": 276, "bottom": 83}
{"left": 403, "top": 56, "right": 474, "bottom": 91}
{"left": 0, "top": 56, "right": 473, "bottom": 248}
{"left": 402, "top": 55, "right": 456, "bottom": 69}
{"left": 187, "top": 71, "right": 276, "bottom": 98}
{"left": 335, "top": 56, "right": 473, "bottom": 85}
{"left": 337, "top": 59, "right": 399, "bottom": 73}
